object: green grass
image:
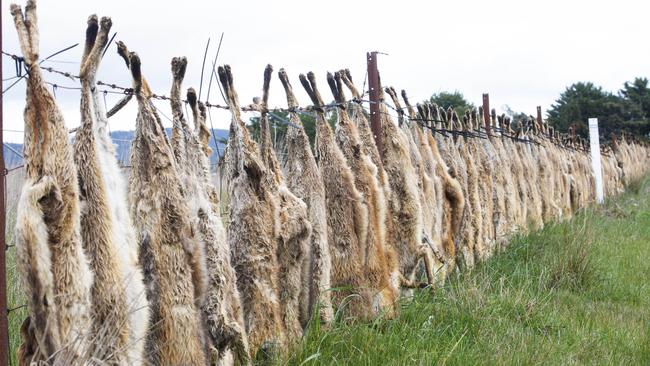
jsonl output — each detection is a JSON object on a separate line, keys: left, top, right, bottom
{"left": 281, "top": 177, "right": 650, "bottom": 365}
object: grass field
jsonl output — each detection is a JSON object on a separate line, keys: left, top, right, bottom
{"left": 283, "top": 177, "right": 650, "bottom": 365}
{"left": 5, "top": 174, "right": 650, "bottom": 365}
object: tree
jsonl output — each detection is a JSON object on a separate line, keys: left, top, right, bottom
{"left": 430, "top": 91, "right": 474, "bottom": 116}
{"left": 547, "top": 82, "right": 626, "bottom": 138}
{"left": 547, "top": 80, "right": 650, "bottom": 139}
{"left": 620, "top": 77, "right": 650, "bottom": 120}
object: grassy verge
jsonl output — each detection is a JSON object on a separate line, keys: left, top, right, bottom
{"left": 283, "top": 177, "right": 650, "bottom": 365}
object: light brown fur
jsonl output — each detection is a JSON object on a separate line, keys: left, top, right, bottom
{"left": 259, "top": 65, "right": 311, "bottom": 342}
{"left": 506, "top": 123, "right": 531, "bottom": 228}
{"left": 381, "top": 88, "right": 440, "bottom": 289}
{"left": 338, "top": 71, "right": 400, "bottom": 295}
{"left": 414, "top": 101, "right": 465, "bottom": 275}
{"left": 186, "top": 89, "right": 251, "bottom": 364}
{"left": 482, "top": 110, "right": 508, "bottom": 248}
{"left": 465, "top": 112, "right": 494, "bottom": 260}
{"left": 494, "top": 116, "right": 521, "bottom": 237}
{"left": 455, "top": 113, "right": 484, "bottom": 266}
{"left": 123, "top": 48, "right": 206, "bottom": 365}
{"left": 299, "top": 72, "right": 373, "bottom": 320}
{"left": 12, "top": 1, "right": 93, "bottom": 362}
{"left": 278, "top": 69, "right": 333, "bottom": 326}
{"left": 219, "top": 65, "right": 285, "bottom": 357}
{"left": 74, "top": 15, "right": 149, "bottom": 365}
{"left": 330, "top": 73, "right": 398, "bottom": 317}
{"left": 170, "top": 59, "right": 251, "bottom": 363}
{"left": 375, "top": 93, "right": 426, "bottom": 290}
{"left": 408, "top": 100, "right": 448, "bottom": 281}
{"left": 433, "top": 107, "right": 475, "bottom": 270}
{"left": 516, "top": 126, "right": 544, "bottom": 229}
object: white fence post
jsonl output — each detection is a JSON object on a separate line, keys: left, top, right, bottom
{"left": 588, "top": 118, "right": 604, "bottom": 203}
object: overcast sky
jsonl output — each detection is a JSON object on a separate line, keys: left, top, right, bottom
{"left": 2, "top": 0, "right": 649, "bottom": 143}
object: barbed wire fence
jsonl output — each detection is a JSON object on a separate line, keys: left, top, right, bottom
{"left": 0, "top": 43, "right": 603, "bottom": 364}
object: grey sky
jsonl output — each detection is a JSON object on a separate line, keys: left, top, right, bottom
{"left": 2, "top": 0, "right": 648, "bottom": 142}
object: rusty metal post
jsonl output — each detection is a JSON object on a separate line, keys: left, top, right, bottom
{"left": 482, "top": 93, "right": 491, "bottom": 137}
{"left": 367, "top": 52, "right": 383, "bottom": 157}
{"left": 0, "top": 4, "right": 9, "bottom": 366}
{"left": 536, "top": 106, "right": 543, "bottom": 125}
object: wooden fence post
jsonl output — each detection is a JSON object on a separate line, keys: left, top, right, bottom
{"left": 0, "top": 4, "right": 10, "bottom": 365}
{"left": 367, "top": 52, "right": 383, "bottom": 157}
{"left": 482, "top": 93, "right": 491, "bottom": 137}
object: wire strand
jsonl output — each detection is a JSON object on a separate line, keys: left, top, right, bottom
{"left": 0, "top": 49, "right": 598, "bottom": 151}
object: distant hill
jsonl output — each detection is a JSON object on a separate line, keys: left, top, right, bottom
{"left": 3, "top": 143, "right": 23, "bottom": 169}
{"left": 2, "top": 128, "right": 229, "bottom": 169}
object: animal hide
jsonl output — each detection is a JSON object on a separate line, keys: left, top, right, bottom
{"left": 375, "top": 94, "right": 426, "bottom": 290}
{"left": 219, "top": 65, "right": 285, "bottom": 357}
{"left": 339, "top": 71, "right": 400, "bottom": 295}
{"left": 122, "top": 46, "right": 206, "bottom": 365}
{"left": 299, "top": 72, "right": 373, "bottom": 320}
{"left": 329, "top": 73, "right": 398, "bottom": 317}
{"left": 174, "top": 57, "right": 251, "bottom": 364}
{"left": 278, "top": 69, "right": 333, "bottom": 326}
{"left": 258, "top": 65, "right": 311, "bottom": 342}
{"left": 74, "top": 15, "right": 149, "bottom": 365}
{"left": 12, "top": 1, "right": 93, "bottom": 363}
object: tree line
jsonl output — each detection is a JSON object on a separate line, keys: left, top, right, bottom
{"left": 430, "top": 78, "right": 650, "bottom": 141}
{"left": 547, "top": 78, "right": 650, "bottom": 140}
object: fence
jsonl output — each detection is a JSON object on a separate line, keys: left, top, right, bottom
{"left": 0, "top": 41, "right": 633, "bottom": 365}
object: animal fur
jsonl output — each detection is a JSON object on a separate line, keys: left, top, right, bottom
{"left": 506, "top": 122, "right": 531, "bottom": 228}
{"left": 338, "top": 71, "right": 400, "bottom": 295}
{"left": 516, "top": 126, "right": 544, "bottom": 229}
{"left": 391, "top": 89, "right": 440, "bottom": 287}
{"left": 383, "top": 88, "right": 440, "bottom": 288}
{"left": 12, "top": 1, "right": 93, "bottom": 362}
{"left": 375, "top": 91, "right": 426, "bottom": 290}
{"left": 433, "top": 106, "right": 475, "bottom": 270}
{"left": 455, "top": 111, "right": 484, "bottom": 266}
{"left": 411, "top": 103, "right": 447, "bottom": 280}
{"left": 171, "top": 58, "right": 251, "bottom": 364}
{"left": 122, "top": 46, "right": 206, "bottom": 365}
{"left": 74, "top": 15, "right": 149, "bottom": 364}
{"left": 465, "top": 111, "right": 494, "bottom": 260}
{"left": 168, "top": 58, "right": 211, "bottom": 364}
{"left": 219, "top": 65, "right": 285, "bottom": 357}
{"left": 329, "top": 73, "right": 398, "bottom": 317}
{"left": 258, "top": 65, "right": 311, "bottom": 341}
{"left": 494, "top": 115, "right": 521, "bottom": 237}
{"left": 299, "top": 72, "right": 373, "bottom": 320}
{"left": 172, "top": 59, "right": 209, "bottom": 303}
{"left": 413, "top": 100, "right": 465, "bottom": 275}
{"left": 278, "top": 69, "right": 333, "bottom": 326}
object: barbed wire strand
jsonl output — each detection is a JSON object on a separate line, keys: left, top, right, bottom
{"left": 1, "top": 50, "right": 597, "bottom": 154}
{"left": 1, "top": 43, "right": 79, "bottom": 94}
